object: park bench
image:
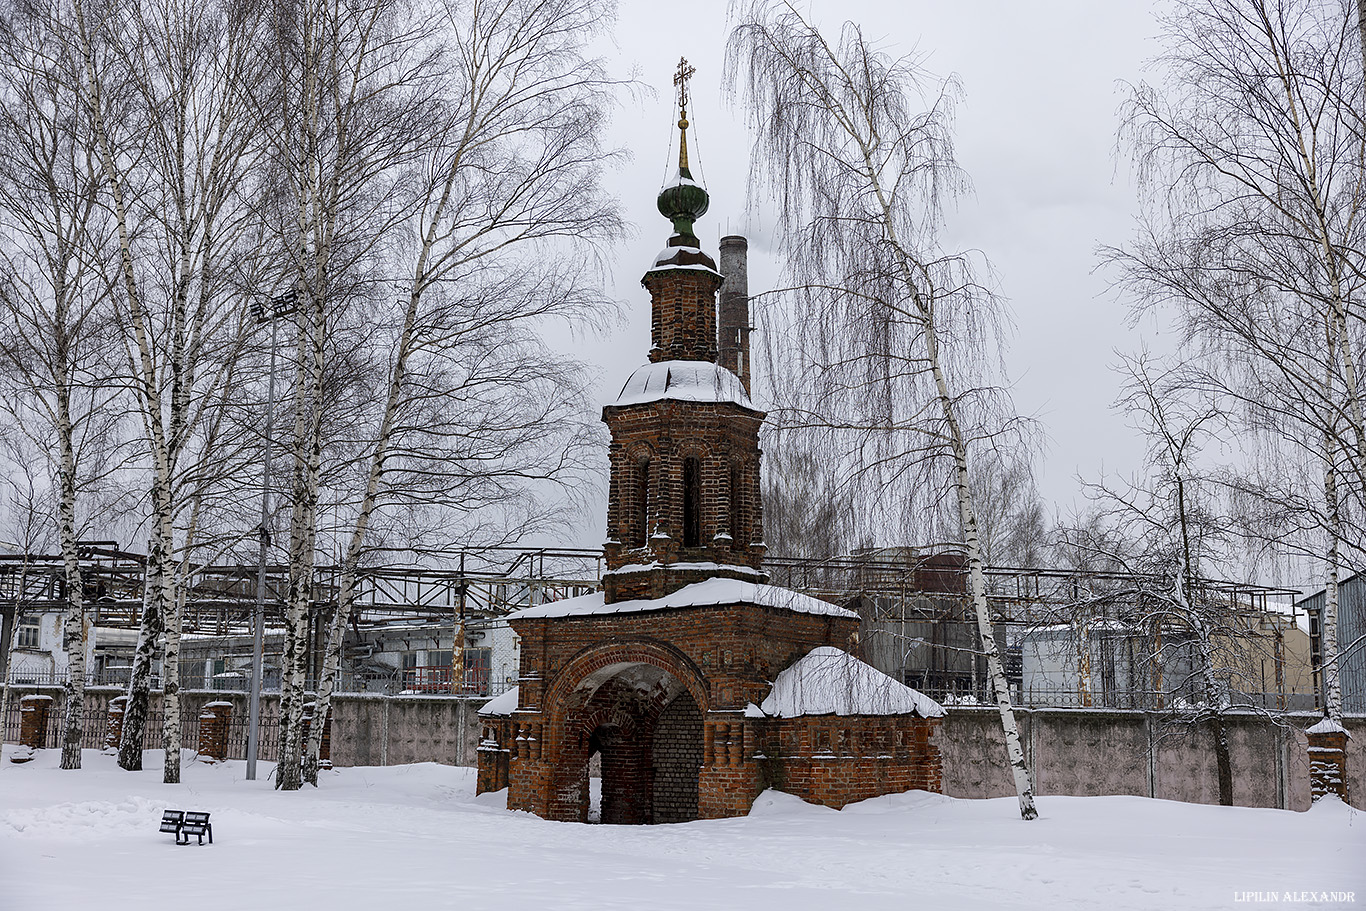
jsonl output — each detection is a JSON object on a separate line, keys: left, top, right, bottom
{"left": 160, "top": 809, "right": 213, "bottom": 845}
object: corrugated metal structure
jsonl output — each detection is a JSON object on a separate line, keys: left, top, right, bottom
{"left": 1297, "top": 572, "right": 1366, "bottom": 714}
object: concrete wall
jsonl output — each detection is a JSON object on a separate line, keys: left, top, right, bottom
{"left": 6, "top": 686, "right": 1361, "bottom": 811}
{"left": 939, "top": 707, "right": 1362, "bottom": 811}
{"left": 335, "top": 694, "right": 483, "bottom": 767}
{"left": 3, "top": 685, "right": 488, "bottom": 768}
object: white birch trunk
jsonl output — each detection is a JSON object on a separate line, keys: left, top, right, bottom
{"left": 936, "top": 349, "right": 1038, "bottom": 821}
{"left": 277, "top": 291, "right": 326, "bottom": 791}
{"left": 57, "top": 384, "right": 87, "bottom": 771}
{"left": 74, "top": 0, "right": 176, "bottom": 774}
{"left": 119, "top": 544, "right": 162, "bottom": 771}
{"left": 159, "top": 509, "right": 183, "bottom": 784}
{"left": 1322, "top": 446, "right": 1345, "bottom": 721}
{"left": 867, "top": 151, "right": 1039, "bottom": 821}
{"left": 304, "top": 241, "right": 428, "bottom": 781}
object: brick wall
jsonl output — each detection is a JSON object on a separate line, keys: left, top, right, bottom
{"left": 504, "top": 602, "right": 864, "bottom": 821}
{"left": 642, "top": 264, "right": 721, "bottom": 363}
{"left": 753, "top": 716, "right": 944, "bottom": 809}
{"left": 512, "top": 603, "right": 859, "bottom": 719}
{"left": 652, "top": 691, "right": 703, "bottom": 823}
{"left": 601, "top": 246, "right": 767, "bottom": 605}
{"left": 196, "top": 701, "right": 233, "bottom": 761}
{"left": 602, "top": 400, "right": 766, "bottom": 602}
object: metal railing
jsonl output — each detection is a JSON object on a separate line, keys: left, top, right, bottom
{"left": 6, "top": 667, "right": 517, "bottom": 699}
{"left": 910, "top": 682, "right": 1326, "bottom": 713}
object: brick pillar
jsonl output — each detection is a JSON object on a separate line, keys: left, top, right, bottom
{"left": 11, "top": 695, "right": 54, "bottom": 763}
{"left": 300, "top": 701, "right": 332, "bottom": 768}
{"left": 1306, "top": 716, "right": 1351, "bottom": 803}
{"left": 697, "top": 716, "right": 762, "bottom": 818}
{"left": 476, "top": 719, "right": 511, "bottom": 794}
{"left": 197, "top": 701, "right": 233, "bottom": 762}
{"left": 103, "top": 695, "right": 129, "bottom": 752}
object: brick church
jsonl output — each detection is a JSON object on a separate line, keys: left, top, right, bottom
{"left": 476, "top": 63, "right": 945, "bottom": 823}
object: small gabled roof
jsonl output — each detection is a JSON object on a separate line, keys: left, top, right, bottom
{"left": 747, "top": 647, "right": 946, "bottom": 719}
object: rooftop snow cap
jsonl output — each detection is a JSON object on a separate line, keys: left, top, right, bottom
{"left": 749, "top": 647, "right": 946, "bottom": 719}
{"left": 612, "top": 360, "right": 753, "bottom": 409}
{"left": 478, "top": 686, "right": 519, "bottom": 717}
{"left": 507, "top": 578, "right": 858, "bottom": 621}
{"left": 1306, "top": 715, "right": 1350, "bottom": 736}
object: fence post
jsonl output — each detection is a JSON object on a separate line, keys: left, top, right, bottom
{"left": 197, "top": 701, "right": 233, "bottom": 762}
{"left": 12, "top": 694, "right": 54, "bottom": 763}
{"left": 103, "top": 696, "right": 128, "bottom": 752}
{"left": 1306, "top": 716, "right": 1351, "bottom": 804}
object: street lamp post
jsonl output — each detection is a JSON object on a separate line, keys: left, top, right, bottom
{"left": 246, "top": 291, "right": 295, "bottom": 781}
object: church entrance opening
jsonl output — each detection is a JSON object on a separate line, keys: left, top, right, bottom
{"left": 565, "top": 661, "right": 704, "bottom": 825}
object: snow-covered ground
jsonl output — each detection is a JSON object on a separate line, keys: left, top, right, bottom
{"left": 2, "top": 747, "right": 1361, "bottom": 910}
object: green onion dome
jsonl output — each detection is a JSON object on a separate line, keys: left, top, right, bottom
{"left": 657, "top": 166, "right": 709, "bottom": 241}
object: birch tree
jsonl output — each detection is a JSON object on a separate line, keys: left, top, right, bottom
{"left": 0, "top": 456, "right": 56, "bottom": 771}
{"left": 0, "top": 0, "right": 124, "bottom": 771}
{"left": 726, "top": 1, "right": 1038, "bottom": 819}
{"left": 72, "top": 0, "right": 269, "bottom": 780}
{"left": 298, "top": 0, "right": 622, "bottom": 785}
{"left": 258, "top": 0, "right": 456, "bottom": 790}
{"left": 1067, "top": 356, "right": 1248, "bottom": 805}
{"left": 1112, "top": 0, "right": 1366, "bottom": 721}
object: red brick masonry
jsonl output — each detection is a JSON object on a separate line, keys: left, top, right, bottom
{"left": 478, "top": 599, "right": 944, "bottom": 821}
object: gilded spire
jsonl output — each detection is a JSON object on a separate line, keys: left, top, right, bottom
{"left": 658, "top": 57, "right": 709, "bottom": 241}
{"left": 674, "top": 57, "right": 695, "bottom": 175}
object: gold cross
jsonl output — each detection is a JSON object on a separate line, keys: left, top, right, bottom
{"left": 673, "top": 57, "right": 695, "bottom": 123}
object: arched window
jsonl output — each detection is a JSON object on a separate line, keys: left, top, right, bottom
{"left": 683, "top": 457, "right": 701, "bottom": 547}
{"left": 632, "top": 457, "right": 650, "bottom": 548}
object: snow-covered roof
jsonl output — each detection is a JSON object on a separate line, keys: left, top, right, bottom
{"left": 603, "top": 561, "right": 765, "bottom": 579}
{"left": 611, "top": 360, "right": 754, "bottom": 409}
{"left": 751, "top": 647, "right": 946, "bottom": 719}
{"left": 1264, "top": 596, "right": 1312, "bottom": 635}
{"left": 645, "top": 239, "right": 723, "bottom": 279}
{"left": 478, "top": 686, "right": 519, "bottom": 717}
{"left": 1022, "top": 619, "right": 1136, "bottom": 637}
{"left": 506, "top": 577, "right": 858, "bottom": 621}
{"left": 1306, "top": 716, "right": 1349, "bottom": 736}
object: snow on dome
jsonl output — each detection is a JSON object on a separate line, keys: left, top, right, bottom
{"left": 478, "top": 686, "right": 519, "bottom": 717}
{"left": 756, "top": 647, "right": 945, "bottom": 719}
{"left": 506, "top": 577, "right": 858, "bottom": 621}
{"left": 612, "top": 360, "right": 754, "bottom": 409}
{"left": 1306, "top": 716, "right": 1349, "bottom": 736}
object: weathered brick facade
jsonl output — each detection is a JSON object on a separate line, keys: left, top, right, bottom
{"left": 478, "top": 103, "right": 945, "bottom": 822}
{"left": 196, "top": 701, "right": 233, "bottom": 762}
{"left": 102, "top": 695, "right": 128, "bottom": 752}
{"left": 1307, "top": 718, "right": 1351, "bottom": 803}
{"left": 602, "top": 398, "right": 767, "bottom": 603}
{"left": 752, "top": 715, "right": 944, "bottom": 809}
{"left": 12, "top": 694, "right": 52, "bottom": 762}
{"left": 498, "top": 602, "right": 862, "bottom": 821}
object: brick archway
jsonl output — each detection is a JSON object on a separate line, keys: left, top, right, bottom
{"left": 541, "top": 639, "right": 710, "bottom": 823}
{"left": 545, "top": 638, "right": 711, "bottom": 721}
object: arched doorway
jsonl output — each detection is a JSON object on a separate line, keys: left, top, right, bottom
{"left": 549, "top": 652, "right": 707, "bottom": 824}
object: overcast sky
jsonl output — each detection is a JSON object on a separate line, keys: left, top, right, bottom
{"left": 567, "top": 0, "right": 1166, "bottom": 545}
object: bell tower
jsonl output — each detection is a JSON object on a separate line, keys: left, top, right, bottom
{"left": 601, "top": 59, "right": 767, "bottom": 603}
